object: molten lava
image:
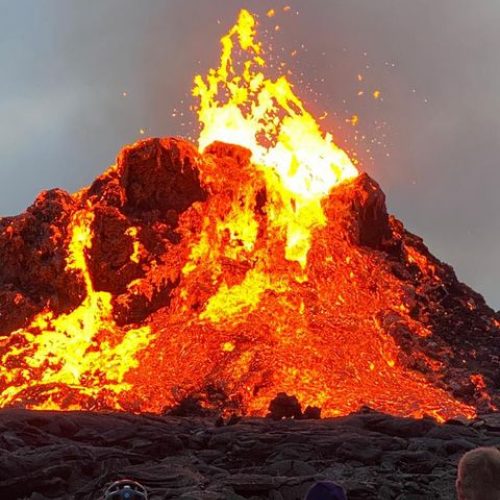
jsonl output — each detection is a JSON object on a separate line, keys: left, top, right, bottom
{"left": 193, "top": 9, "right": 357, "bottom": 267}
{"left": 1, "top": 209, "right": 152, "bottom": 410}
{"left": 0, "top": 10, "right": 499, "bottom": 419}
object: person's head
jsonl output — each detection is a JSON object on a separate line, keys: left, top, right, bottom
{"left": 104, "top": 479, "right": 148, "bottom": 500}
{"left": 305, "top": 481, "right": 347, "bottom": 500}
{"left": 456, "top": 446, "right": 500, "bottom": 500}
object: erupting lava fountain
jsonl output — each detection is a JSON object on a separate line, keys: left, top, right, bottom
{"left": 0, "top": 10, "right": 499, "bottom": 421}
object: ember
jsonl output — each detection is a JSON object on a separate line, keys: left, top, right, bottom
{"left": 0, "top": 10, "right": 498, "bottom": 421}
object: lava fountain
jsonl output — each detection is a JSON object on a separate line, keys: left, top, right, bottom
{"left": 0, "top": 10, "right": 498, "bottom": 420}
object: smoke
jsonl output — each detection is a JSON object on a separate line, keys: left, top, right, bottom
{"left": 0, "top": 0, "right": 499, "bottom": 309}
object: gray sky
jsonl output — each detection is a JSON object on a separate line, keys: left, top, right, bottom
{"left": 0, "top": 0, "right": 499, "bottom": 310}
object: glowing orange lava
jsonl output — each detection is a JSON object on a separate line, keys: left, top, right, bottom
{"left": 193, "top": 9, "right": 357, "bottom": 267}
{"left": 0, "top": 9, "right": 489, "bottom": 420}
{"left": 0, "top": 210, "right": 153, "bottom": 410}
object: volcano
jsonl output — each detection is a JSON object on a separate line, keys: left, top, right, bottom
{"left": 0, "top": 136, "right": 498, "bottom": 420}
{"left": 0, "top": 10, "right": 499, "bottom": 421}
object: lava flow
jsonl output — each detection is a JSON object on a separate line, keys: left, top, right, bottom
{"left": 0, "top": 10, "right": 499, "bottom": 420}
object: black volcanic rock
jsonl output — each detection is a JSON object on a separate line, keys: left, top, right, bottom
{"left": 324, "top": 173, "right": 392, "bottom": 250}
{"left": 87, "top": 205, "right": 143, "bottom": 294}
{"left": 267, "top": 393, "right": 303, "bottom": 420}
{"left": 0, "top": 189, "right": 85, "bottom": 334}
{"left": 0, "top": 409, "right": 498, "bottom": 499}
{"left": 120, "top": 137, "right": 206, "bottom": 215}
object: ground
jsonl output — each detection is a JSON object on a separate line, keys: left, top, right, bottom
{"left": 1, "top": 409, "right": 500, "bottom": 499}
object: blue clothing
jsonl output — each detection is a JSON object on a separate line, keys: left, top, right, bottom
{"left": 305, "top": 481, "right": 347, "bottom": 500}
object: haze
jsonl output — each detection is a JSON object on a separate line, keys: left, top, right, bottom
{"left": 0, "top": 0, "right": 499, "bottom": 310}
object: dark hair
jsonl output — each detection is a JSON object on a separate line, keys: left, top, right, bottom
{"left": 305, "top": 481, "right": 347, "bottom": 500}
